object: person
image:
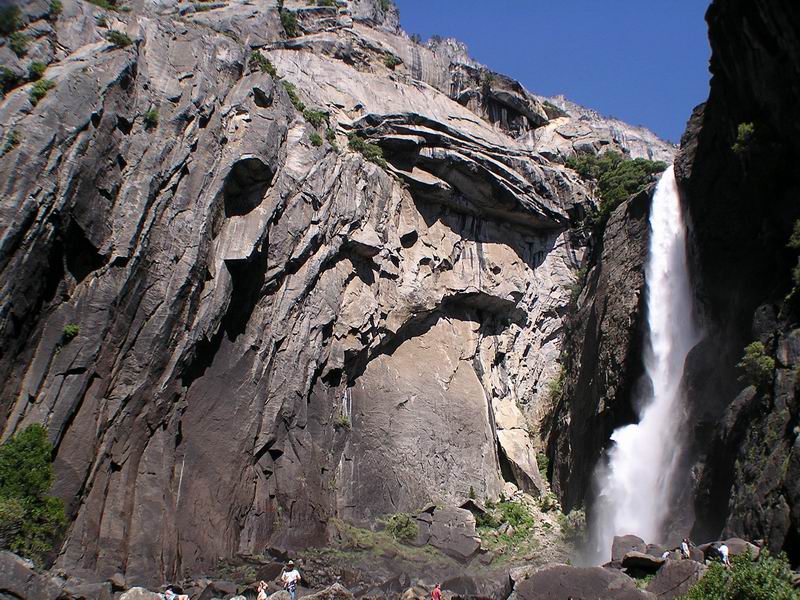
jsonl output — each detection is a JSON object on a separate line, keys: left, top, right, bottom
{"left": 281, "top": 560, "right": 301, "bottom": 600}
{"left": 432, "top": 583, "right": 442, "bottom": 600}
{"left": 257, "top": 580, "right": 269, "bottom": 600}
{"left": 661, "top": 550, "right": 671, "bottom": 559}
{"left": 719, "top": 543, "right": 730, "bottom": 567}
{"left": 163, "top": 589, "right": 189, "bottom": 600}
{"left": 680, "top": 538, "right": 690, "bottom": 560}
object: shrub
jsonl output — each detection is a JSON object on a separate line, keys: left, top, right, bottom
{"left": 348, "top": 134, "right": 387, "bottom": 168}
{"left": 468, "top": 486, "right": 476, "bottom": 500}
{"left": 325, "top": 127, "right": 337, "bottom": 147}
{"left": 87, "top": 0, "right": 117, "bottom": 9}
{"left": 498, "top": 501, "right": 531, "bottom": 527}
{"left": 302, "top": 108, "right": 328, "bottom": 128}
{"left": 480, "top": 71, "right": 495, "bottom": 95}
{"left": 409, "top": 33, "right": 421, "bottom": 44}
{"left": 62, "top": 323, "right": 80, "bottom": 342}
{"left": 0, "top": 67, "right": 21, "bottom": 93}
{"left": 310, "top": 131, "right": 322, "bottom": 147}
{"left": 280, "top": 8, "right": 298, "bottom": 38}
{"left": 680, "top": 550, "right": 796, "bottom": 600}
{"left": 378, "top": 0, "right": 392, "bottom": 12}
{"left": 334, "top": 414, "right": 350, "bottom": 429}
{"left": 737, "top": 341, "right": 774, "bottom": 388}
{"left": 788, "top": 220, "right": 800, "bottom": 250}
{"left": 2, "top": 130, "right": 21, "bottom": 155}
{"left": 316, "top": 0, "right": 336, "bottom": 6}
{"left": 536, "top": 451, "right": 549, "bottom": 480}
{"left": 0, "top": 5, "right": 21, "bottom": 35}
{"left": 558, "top": 509, "right": 586, "bottom": 545}
{"left": 106, "top": 30, "right": 132, "bottom": 48}
{"left": 9, "top": 32, "right": 29, "bottom": 57}
{"left": 249, "top": 50, "right": 277, "bottom": 77}
{"left": 281, "top": 80, "right": 305, "bottom": 112}
{"left": 383, "top": 52, "right": 401, "bottom": 70}
{"left": 539, "top": 492, "right": 559, "bottom": 512}
{"left": 385, "top": 513, "right": 417, "bottom": 542}
{"left": 95, "top": 15, "right": 107, "bottom": 27}
{"left": 29, "top": 78, "right": 55, "bottom": 105}
{"left": 143, "top": 109, "right": 159, "bottom": 129}
{"left": 566, "top": 151, "right": 667, "bottom": 228}
{"left": 27, "top": 61, "right": 46, "bottom": 81}
{"left": 542, "top": 100, "right": 567, "bottom": 119}
{"left": 546, "top": 365, "right": 565, "bottom": 404}
{"left": 732, "top": 122, "right": 755, "bottom": 155}
{"left": 48, "top": 0, "right": 63, "bottom": 17}
{"left": 0, "top": 424, "right": 67, "bottom": 565}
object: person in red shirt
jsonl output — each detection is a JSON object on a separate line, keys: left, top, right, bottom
{"left": 432, "top": 583, "right": 442, "bottom": 600}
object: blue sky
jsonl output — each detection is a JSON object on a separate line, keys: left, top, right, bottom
{"left": 395, "top": 1, "right": 712, "bottom": 143}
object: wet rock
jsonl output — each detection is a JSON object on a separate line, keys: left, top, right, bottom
{"left": 612, "top": 535, "right": 648, "bottom": 562}
{"left": 621, "top": 551, "right": 665, "bottom": 573}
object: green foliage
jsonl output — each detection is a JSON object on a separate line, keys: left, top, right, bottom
{"left": 48, "top": 0, "right": 63, "bottom": 17}
{"left": 302, "top": 108, "right": 328, "bottom": 128}
{"left": 557, "top": 509, "right": 586, "bottom": 545}
{"left": 536, "top": 451, "right": 549, "bottom": 480}
{"left": 680, "top": 551, "right": 797, "bottom": 600}
{"left": 9, "top": 32, "right": 29, "bottom": 57}
{"left": 0, "top": 67, "right": 21, "bottom": 93}
{"left": 0, "top": 4, "right": 22, "bottom": 35}
{"left": 732, "top": 122, "right": 755, "bottom": 155}
{"left": 280, "top": 8, "right": 298, "bottom": 38}
{"left": 480, "top": 71, "right": 495, "bottom": 95}
{"left": 29, "top": 78, "right": 55, "bottom": 105}
{"left": 788, "top": 220, "right": 800, "bottom": 250}
{"left": 566, "top": 151, "right": 667, "bottom": 228}
{"left": 86, "top": 0, "right": 117, "bottom": 10}
{"left": 348, "top": 134, "right": 387, "bottom": 168}
{"left": 334, "top": 414, "right": 350, "bottom": 429}
{"left": 736, "top": 341, "right": 775, "bottom": 388}
{"left": 143, "top": 109, "right": 159, "bottom": 130}
{"left": 192, "top": 3, "right": 219, "bottom": 11}
{"left": 385, "top": 513, "right": 417, "bottom": 542}
{"left": 105, "top": 30, "right": 132, "bottom": 48}
{"left": 0, "top": 424, "right": 67, "bottom": 565}
{"left": 383, "top": 51, "right": 401, "bottom": 70}
{"left": 95, "top": 14, "right": 107, "bottom": 27}
{"left": 468, "top": 486, "right": 476, "bottom": 500}
{"left": 316, "top": 0, "right": 336, "bottom": 6}
{"left": 281, "top": 80, "right": 305, "bottom": 112}
{"left": 378, "top": 0, "right": 392, "bottom": 12}
{"left": 409, "top": 33, "right": 421, "bottom": 44}
{"left": 542, "top": 100, "right": 567, "bottom": 119}
{"left": 310, "top": 131, "right": 322, "bottom": 147}
{"left": 325, "top": 127, "right": 337, "bottom": 148}
{"left": 546, "top": 365, "right": 565, "bottom": 404}
{"left": 249, "top": 51, "right": 277, "bottom": 77}
{"left": 2, "top": 130, "right": 21, "bottom": 155}
{"left": 27, "top": 61, "right": 46, "bottom": 81}
{"left": 567, "top": 264, "right": 588, "bottom": 303}
{"left": 62, "top": 323, "right": 80, "bottom": 342}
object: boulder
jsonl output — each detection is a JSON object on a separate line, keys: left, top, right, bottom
{"left": 646, "top": 560, "right": 706, "bottom": 600}
{"left": 442, "top": 571, "right": 512, "bottom": 600}
{"left": 120, "top": 588, "right": 164, "bottom": 600}
{"left": 0, "top": 551, "right": 64, "bottom": 600}
{"left": 622, "top": 551, "right": 665, "bottom": 573}
{"left": 109, "top": 572, "right": 127, "bottom": 591}
{"left": 612, "top": 535, "right": 647, "bottom": 562}
{"left": 268, "top": 590, "right": 293, "bottom": 600}
{"left": 645, "top": 544, "right": 667, "bottom": 558}
{"left": 512, "top": 564, "right": 652, "bottom": 600}
{"left": 64, "top": 580, "right": 114, "bottom": 600}
{"left": 427, "top": 507, "right": 481, "bottom": 562}
{"left": 199, "top": 579, "right": 239, "bottom": 600}
{"left": 303, "top": 583, "right": 354, "bottom": 600}
{"left": 721, "top": 538, "right": 760, "bottom": 559}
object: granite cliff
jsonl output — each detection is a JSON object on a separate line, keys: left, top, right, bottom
{"left": 0, "top": 0, "right": 675, "bottom": 586}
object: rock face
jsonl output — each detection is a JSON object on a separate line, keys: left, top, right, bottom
{"left": 672, "top": 0, "right": 800, "bottom": 562}
{"left": 0, "top": 0, "right": 673, "bottom": 587}
{"left": 0, "top": 551, "right": 64, "bottom": 600}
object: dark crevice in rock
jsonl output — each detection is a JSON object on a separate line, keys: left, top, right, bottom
{"left": 223, "top": 157, "right": 275, "bottom": 217}
{"left": 64, "top": 220, "right": 107, "bottom": 283}
{"left": 496, "top": 441, "right": 516, "bottom": 484}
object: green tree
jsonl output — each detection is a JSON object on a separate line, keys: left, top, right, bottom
{"left": 736, "top": 341, "right": 774, "bottom": 388}
{"left": 0, "top": 424, "right": 66, "bottom": 565}
{"left": 681, "top": 551, "right": 797, "bottom": 600}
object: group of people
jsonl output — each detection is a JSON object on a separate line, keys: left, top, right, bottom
{"left": 660, "top": 538, "right": 730, "bottom": 567}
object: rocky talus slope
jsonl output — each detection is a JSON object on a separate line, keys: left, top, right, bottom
{"left": 0, "top": 0, "right": 673, "bottom": 586}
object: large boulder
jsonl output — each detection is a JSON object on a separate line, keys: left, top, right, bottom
{"left": 119, "top": 588, "right": 164, "bottom": 600}
{"left": 612, "top": 535, "right": 648, "bottom": 562}
{"left": 199, "top": 579, "right": 238, "bottom": 600}
{"left": 304, "top": 583, "right": 354, "bottom": 600}
{"left": 511, "top": 564, "right": 652, "bottom": 600}
{"left": 621, "top": 551, "right": 665, "bottom": 573}
{"left": 0, "top": 551, "right": 64, "bottom": 600}
{"left": 426, "top": 507, "right": 481, "bottom": 562}
{"left": 442, "top": 571, "right": 512, "bottom": 600}
{"left": 646, "top": 560, "right": 706, "bottom": 600}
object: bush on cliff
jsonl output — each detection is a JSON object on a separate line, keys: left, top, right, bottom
{"left": 680, "top": 550, "right": 796, "bottom": 600}
{"left": 736, "top": 341, "right": 774, "bottom": 389}
{"left": 0, "top": 424, "right": 66, "bottom": 565}
{"left": 566, "top": 151, "right": 667, "bottom": 228}
{"left": 385, "top": 513, "right": 417, "bottom": 542}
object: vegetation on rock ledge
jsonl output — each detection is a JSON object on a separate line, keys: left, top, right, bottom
{"left": 736, "top": 341, "right": 774, "bottom": 389}
{"left": 680, "top": 551, "right": 796, "bottom": 600}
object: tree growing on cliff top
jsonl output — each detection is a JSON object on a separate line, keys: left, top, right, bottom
{"left": 0, "top": 424, "right": 66, "bottom": 565}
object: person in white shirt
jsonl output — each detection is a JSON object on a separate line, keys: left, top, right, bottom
{"left": 281, "top": 560, "right": 301, "bottom": 600}
{"left": 680, "top": 538, "right": 690, "bottom": 559}
{"left": 719, "top": 543, "right": 730, "bottom": 567}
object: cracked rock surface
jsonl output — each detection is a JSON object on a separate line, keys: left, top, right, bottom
{"left": 0, "top": 0, "right": 673, "bottom": 585}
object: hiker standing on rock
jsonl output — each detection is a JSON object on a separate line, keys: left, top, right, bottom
{"left": 719, "top": 543, "right": 731, "bottom": 567}
{"left": 281, "top": 560, "right": 302, "bottom": 600}
{"left": 432, "top": 583, "right": 442, "bottom": 600}
{"left": 681, "top": 538, "right": 691, "bottom": 560}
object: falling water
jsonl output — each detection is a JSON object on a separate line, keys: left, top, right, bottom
{"left": 589, "top": 165, "right": 700, "bottom": 562}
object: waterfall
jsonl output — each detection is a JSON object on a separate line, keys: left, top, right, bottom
{"left": 589, "top": 165, "right": 700, "bottom": 562}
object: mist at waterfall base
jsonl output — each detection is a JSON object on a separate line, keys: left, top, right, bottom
{"left": 587, "top": 166, "right": 700, "bottom": 564}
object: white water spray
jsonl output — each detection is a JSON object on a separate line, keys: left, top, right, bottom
{"left": 590, "top": 165, "right": 700, "bottom": 562}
